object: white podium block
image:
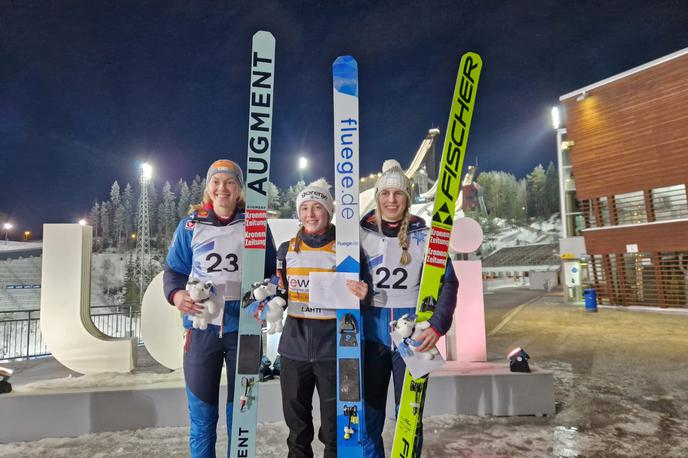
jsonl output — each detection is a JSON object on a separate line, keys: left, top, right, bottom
{"left": 40, "top": 224, "right": 137, "bottom": 374}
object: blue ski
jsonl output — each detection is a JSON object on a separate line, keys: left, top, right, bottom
{"left": 333, "top": 55, "right": 365, "bottom": 456}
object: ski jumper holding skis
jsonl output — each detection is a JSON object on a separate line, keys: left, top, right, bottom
{"left": 163, "top": 159, "right": 277, "bottom": 458}
{"left": 275, "top": 179, "right": 370, "bottom": 458}
{"left": 360, "top": 160, "right": 458, "bottom": 458}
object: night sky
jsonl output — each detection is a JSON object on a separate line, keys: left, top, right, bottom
{"left": 1, "top": 0, "right": 687, "bottom": 236}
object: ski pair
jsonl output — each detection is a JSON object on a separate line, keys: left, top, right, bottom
{"left": 391, "top": 52, "right": 482, "bottom": 457}
{"left": 229, "top": 35, "right": 364, "bottom": 457}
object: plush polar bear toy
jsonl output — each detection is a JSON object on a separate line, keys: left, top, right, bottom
{"left": 391, "top": 313, "right": 440, "bottom": 360}
{"left": 186, "top": 277, "right": 222, "bottom": 330}
{"left": 249, "top": 276, "right": 286, "bottom": 335}
{"left": 252, "top": 277, "right": 286, "bottom": 335}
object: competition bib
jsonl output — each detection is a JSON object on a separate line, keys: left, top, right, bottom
{"left": 362, "top": 227, "right": 427, "bottom": 309}
{"left": 191, "top": 221, "right": 244, "bottom": 301}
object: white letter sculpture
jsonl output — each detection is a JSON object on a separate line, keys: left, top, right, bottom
{"left": 141, "top": 272, "right": 184, "bottom": 370}
{"left": 40, "top": 224, "right": 137, "bottom": 374}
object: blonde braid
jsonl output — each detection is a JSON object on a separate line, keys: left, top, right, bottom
{"left": 293, "top": 226, "right": 305, "bottom": 253}
{"left": 398, "top": 211, "right": 411, "bottom": 266}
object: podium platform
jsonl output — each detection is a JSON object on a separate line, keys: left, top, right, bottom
{"left": 0, "top": 361, "right": 553, "bottom": 443}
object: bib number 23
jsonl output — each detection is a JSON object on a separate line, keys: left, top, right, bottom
{"left": 206, "top": 253, "right": 239, "bottom": 273}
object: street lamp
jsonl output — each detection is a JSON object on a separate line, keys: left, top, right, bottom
{"left": 3, "top": 223, "right": 12, "bottom": 244}
{"left": 551, "top": 106, "right": 561, "bottom": 130}
{"left": 78, "top": 219, "right": 87, "bottom": 226}
{"left": 298, "top": 156, "right": 308, "bottom": 182}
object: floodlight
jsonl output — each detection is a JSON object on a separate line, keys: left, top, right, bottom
{"left": 508, "top": 347, "right": 531, "bottom": 373}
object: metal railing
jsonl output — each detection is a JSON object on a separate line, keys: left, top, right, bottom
{"left": 0, "top": 305, "right": 141, "bottom": 361}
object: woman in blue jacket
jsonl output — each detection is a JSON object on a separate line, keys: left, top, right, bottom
{"left": 360, "top": 160, "right": 458, "bottom": 458}
{"left": 163, "top": 159, "right": 276, "bottom": 457}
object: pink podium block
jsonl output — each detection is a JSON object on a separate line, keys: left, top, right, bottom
{"left": 452, "top": 260, "right": 487, "bottom": 362}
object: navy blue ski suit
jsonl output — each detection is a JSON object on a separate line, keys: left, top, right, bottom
{"left": 164, "top": 208, "right": 276, "bottom": 457}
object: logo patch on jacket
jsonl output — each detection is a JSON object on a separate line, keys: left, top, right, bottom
{"left": 185, "top": 221, "right": 196, "bottom": 230}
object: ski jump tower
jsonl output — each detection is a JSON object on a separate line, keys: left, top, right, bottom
{"left": 136, "top": 163, "right": 152, "bottom": 305}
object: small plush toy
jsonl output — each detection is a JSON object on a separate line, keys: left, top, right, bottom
{"left": 391, "top": 313, "right": 440, "bottom": 360}
{"left": 246, "top": 275, "right": 286, "bottom": 335}
{"left": 185, "top": 277, "right": 221, "bottom": 330}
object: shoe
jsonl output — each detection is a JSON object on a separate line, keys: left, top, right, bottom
{"left": 259, "top": 355, "right": 273, "bottom": 382}
{"left": 271, "top": 355, "right": 281, "bottom": 378}
{"left": 0, "top": 380, "right": 11, "bottom": 394}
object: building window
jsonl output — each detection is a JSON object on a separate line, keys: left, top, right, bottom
{"left": 599, "top": 196, "right": 611, "bottom": 226}
{"left": 615, "top": 191, "right": 647, "bottom": 225}
{"left": 652, "top": 184, "right": 688, "bottom": 221}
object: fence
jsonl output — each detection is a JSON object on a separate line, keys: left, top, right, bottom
{"left": 0, "top": 305, "right": 141, "bottom": 361}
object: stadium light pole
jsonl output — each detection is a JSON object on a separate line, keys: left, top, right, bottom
{"left": 3, "top": 223, "right": 12, "bottom": 245}
{"left": 298, "top": 156, "right": 308, "bottom": 182}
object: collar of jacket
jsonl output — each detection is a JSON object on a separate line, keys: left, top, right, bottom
{"left": 360, "top": 209, "right": 426, "bottom": 236}
{"left": 193, "top": 208, "right": 245, "bottom": 227}
{"left": 300, "top": 224, "right": 336, "bottom": 248}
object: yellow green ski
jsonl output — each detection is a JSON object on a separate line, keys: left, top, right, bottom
{"left": 391, "top": 51, "right": 482, "bottom": 458}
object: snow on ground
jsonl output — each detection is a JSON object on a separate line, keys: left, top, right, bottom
{"left": 16, "top": 370, "right": 183, "bottom": 393}
{"left": 0, "top": 241, "right": 42, "bottom": 252}
{"left": 3, "top": 298, "right": 688, "bottom": 457}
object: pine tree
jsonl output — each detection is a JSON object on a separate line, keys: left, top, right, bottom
{"left": 284, "top": 180, "right": 306, "bottom": 218}
{"left": 100, "top": 201, "right": 111, "bottom": 246}
{"left": 90, "top": 202, "right": 100, "bottom": 238}
{"left": 122, "top": 183, "right": 135, "bottom": 248}
{"left": 161, "top": 180, "right": 177, "bottom": 245}
{"left": 177, "top": 179, "right": 191, "bottom": 218}
{"left": 544, "top": 161, "right": 560, "bottom": 217}
{"left": 267, "top": 181, "right": 281, "bottom": 212}
{"left": 190, "top": 175, "right": 204, "bottom": 205}
{"left": 526, "top": 164, "right": 547, "bottom": 218}
{"left": 110, "top": 181, "right": 125, "bottom": 249}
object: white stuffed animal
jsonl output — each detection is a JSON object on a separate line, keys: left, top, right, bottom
{"left": 392, "top": 313, "right": 440, "bottom": 360}
{"left": 186, "top": 278, "right": 221, "bottom": 330}
{"left": 251, "top": 276, "right": 286, "bottom": 335}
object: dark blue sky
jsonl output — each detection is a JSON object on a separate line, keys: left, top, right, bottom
{"left": 1, "top": 0, "right": 687, "bottom": 235}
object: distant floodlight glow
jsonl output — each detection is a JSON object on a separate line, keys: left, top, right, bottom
{"left": 78, "top": 219, "right": 87, "bottom": 226}
{"left": 3, "top": 223, "right": 12, "bottom": 230}
{"left": 551, "top": 106, "right": 561, "bottom": 129}
{"left": 141, "top": 163, "right": 153, "bottom": 180}
{"left": 298, "top": 156, "right": 308, "bottom": 170}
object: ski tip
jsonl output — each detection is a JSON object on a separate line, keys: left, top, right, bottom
{"left": 461, "top": 51, "right": 483, "bottom": 68}
{"left": 333, "top": 56, "right": 358, "bottom": 97}
{"left": 333, "top": 55, "right": 357, "bottom": 66}
{"left": 253, "top": 30, "right": 275, "bottom": 42}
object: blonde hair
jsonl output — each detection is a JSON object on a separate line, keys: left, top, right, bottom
{"left": 374, "top": 201, "right": 412, "bottom": 266}
{"left": 292, "top": 226, "right": 306, "bottom": 253}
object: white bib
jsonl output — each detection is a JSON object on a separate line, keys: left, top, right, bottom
{"left": 190, "top": 221, "right": 244, "bottom": 301}
{"left": 362, "top": 226, "right": 428, "bottom": 309}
